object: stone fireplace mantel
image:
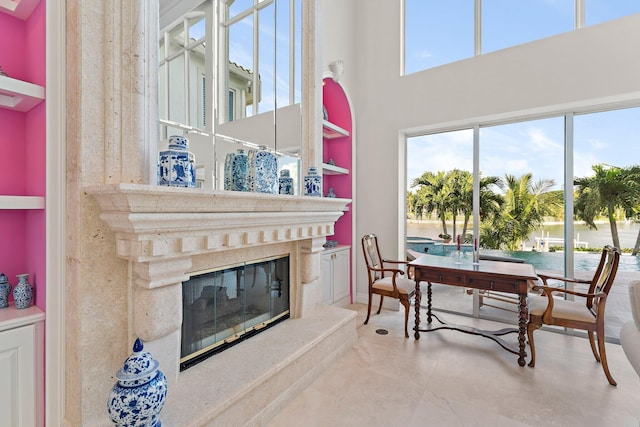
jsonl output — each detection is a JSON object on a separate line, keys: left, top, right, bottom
{"left": 87, "top": 183, "right": 351, "bottom": 263}
{"left": 87, "top": 183, "right": 352, "bottom": 390}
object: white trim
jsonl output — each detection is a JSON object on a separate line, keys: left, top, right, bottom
{"left": 45, "top": 0, "right": 66, "bottom": 425}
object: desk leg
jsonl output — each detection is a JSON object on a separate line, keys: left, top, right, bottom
{"left": 518, "top": 294, "right": 527, "bottom": 367}
{"left": 414, "top": 278, "right": 421, "bottom": 339}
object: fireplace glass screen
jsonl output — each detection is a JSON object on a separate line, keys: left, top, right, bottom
{"left": 181, "top": 255, "right": 290, "bottom": 370}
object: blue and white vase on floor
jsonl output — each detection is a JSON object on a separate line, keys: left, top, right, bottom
{"left": 13, "top": 274, "right": 32, "bottom": 309}
{"left": 279, "top": 169, "right": 294, "bottom": 195}
{"left": 108, "top": 338, "right": 167, "bottom": 427}
{"left": 304, "top": 166, "right": 322, "bottom": 197}
{"left": 0, "top": 273, "right": 10, "bottom": 309}
{"left": 158, "top": 135, "right": 196, "bottom": 188}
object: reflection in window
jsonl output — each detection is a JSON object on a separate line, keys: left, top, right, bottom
{"left": 585, "top": 0, "right": 640, "bottom": 26}
{"left": 404, "top": 0, "right": 473, "bottom": 73}
{"left": 482, "top": 0, "right": 573, "bottom": 54}
{"left": 404, "top": 0, "right": 638, "bottom": 74}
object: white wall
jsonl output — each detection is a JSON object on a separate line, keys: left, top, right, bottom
{"left": 320, "top": 0, "right": 640, "bottom": 303}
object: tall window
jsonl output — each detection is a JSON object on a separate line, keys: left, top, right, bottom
{"left": 404, "top": 0, "right": 640, "bottom": 74}
{"left": 406, "top": 106, "right": 640, "bottom": 339}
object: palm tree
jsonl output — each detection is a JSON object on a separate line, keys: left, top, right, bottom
{"left": 574, "top": 164, "right": 640, "bottom": 251}
{"left": 482, "top": 173, "right": 557, "bottom": 250}
{"left": 411, "top": 171, "right": 452, "bottom": 237}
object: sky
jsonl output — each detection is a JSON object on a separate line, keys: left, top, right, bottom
{"left": 405, "top": 1, "right": 640, "bottom": 192}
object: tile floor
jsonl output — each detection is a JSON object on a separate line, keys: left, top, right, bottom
{"left": 267, "top": 303, "right": 640, "bottom": 427}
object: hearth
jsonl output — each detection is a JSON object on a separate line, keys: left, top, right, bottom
{"left": 180, "top": 255, "right": 290, "bottom": 370}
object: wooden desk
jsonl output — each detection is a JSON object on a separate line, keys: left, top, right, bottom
{"left": 409, "top": 254, "right": 538, "bottom": 366}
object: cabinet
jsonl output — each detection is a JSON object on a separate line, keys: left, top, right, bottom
{"left": 321, "top": 246, "right": 350, "bottom": 305}
{"left": 0, "top": 305, "right": 45, "bottom": 427}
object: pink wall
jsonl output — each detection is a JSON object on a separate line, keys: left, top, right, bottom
{"left": 322, "top": 79, "right": 353, "bottom": 300}
{"left": 0, "top": 0, "right": 46, "bottom": 309}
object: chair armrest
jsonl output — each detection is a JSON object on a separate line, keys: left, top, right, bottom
{"left": 532, "top": 285, "right": 605, "bottom": 300}
{"left": 537, "top": 273, "right": 591, "bottom": 286}
{"left": 369, "top": 266, "right": 406, "bottom": 276}
{"left": 383, "top": 259, "right": 409, "bottom": 265}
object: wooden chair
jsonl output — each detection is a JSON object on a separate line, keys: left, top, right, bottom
{"left": 527, "top": 245, "right": 621, "bottom": 385}
{"left": 362, "top": 234, "right": 416, "bottom": 338}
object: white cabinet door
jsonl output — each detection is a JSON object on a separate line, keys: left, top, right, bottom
{"left": 321, "top": 247, "right": 351, "bottom": 305}
{"left": 0, "top": 324, "right": 36, "bottom": 427}
{"left": 332, "top": 248, "right": 350, "bottom": 302}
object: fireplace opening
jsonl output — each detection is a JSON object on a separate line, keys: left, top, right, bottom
{"left": 180, "top": 254, "right": 290, "bottom": 370}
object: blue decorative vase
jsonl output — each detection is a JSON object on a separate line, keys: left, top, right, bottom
{"left": 326, "top": 187, "right": 336, "bottom": 198}
{"left": 0, "top": 273, "right": 10, "bottom": 309}
{"left": 108, "top": 338, "right": 167, "bottom": 427}
{"left": 304, "top": 166, "right": 322, "bottom": 197}
{"left": 223, "top": 152, "right": 235, "bottom": 190}
{"left": 13, "top": 274, "right": 32, "bottom": 309}
{"left": 279, "top": 169, "right": 294, "bottom": 195}
{"left": 254, "top": 147, "right": 278, "bottom": 194}
{"left": 232, "top": 149, "right": 248, "bottom": 191}
{"left": 158, "top": 135, "right": 196, "bottom": 188}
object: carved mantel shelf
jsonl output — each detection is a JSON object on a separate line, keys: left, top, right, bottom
{"left": 87, "top": 184, "right": 351, "bottom": 262}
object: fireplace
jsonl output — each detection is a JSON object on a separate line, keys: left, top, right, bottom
{"left": 181, "top": 255, "right": 290, "bottom": 369}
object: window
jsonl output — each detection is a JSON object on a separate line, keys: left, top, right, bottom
{"left": 404, "top": 0, "right": 639, "bottom": 74}
{"left": 405, "top": 106, "right": 640, "bottom": 340}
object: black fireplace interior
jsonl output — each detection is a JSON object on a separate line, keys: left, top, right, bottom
{"left": 180, "top": 254, "right": 290, "bottom": 370}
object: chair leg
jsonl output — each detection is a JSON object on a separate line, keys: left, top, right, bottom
{"left": 364, "top": 292, "right": 373, "bottom": 325}
{"left": 587, "top": 331, "right": 601, "bottom": 362}
{"left": 596, "top": 327, "right": 617, "bottom": 386}
{"left": 376, "top": 295, "right": 384, "bottom": 314}
{"left": 527, "top": 320, "right": 541, "bottom": 368}
{"left": 400, "top": 297, "right": 410, "bottom": 338}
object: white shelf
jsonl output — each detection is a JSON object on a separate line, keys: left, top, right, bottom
{"left": 0, "top": 75, "right": 45, "bottom": 112}
{"left": 321, "top": 163, "right": 349, "bottom": 175}
{"left": 0, "top": 195, "right": 45, "bottom": 210}
{"left": 322, "top": 120, "right": 349, "bottom": 139}
{"left": 0, "top": 0, "right": 40, "bottom": 20}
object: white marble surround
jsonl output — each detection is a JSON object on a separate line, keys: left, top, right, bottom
{"left": 87, "top": 183, "right": 351, "bottom": 382}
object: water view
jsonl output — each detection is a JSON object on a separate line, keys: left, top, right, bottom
{"left": 407, "top": 221, "right": 640, "bottom": 272}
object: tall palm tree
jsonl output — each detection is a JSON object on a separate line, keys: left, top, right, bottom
{"left": 483, "top": 173, "right": 556, "bottom": 250}
{"left": 574, "top": 164, "right": 640, "bottom": 251}
{"left": 411, "top": 171, "right": 453, "bottom": 237}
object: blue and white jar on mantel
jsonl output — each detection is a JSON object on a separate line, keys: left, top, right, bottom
{"left": 108, "top": 338, "right": 167, "bottom": 427}
{"left": 223, "top": 149, "right": 248, "bottom": 191}
{"left": 254, "top": 146, "right": 278, "bottom": 194}
{"left": 0, "top": 273, "right": 11, "bottom": 309}
{"left": 279, "top": 169, "right": 294, "bottom": 195}
{"left": 13, "top": 274, "right": 32, "bottom": 309}
{"left": 158, "top": 135, "right": 196, "bottom": 188}
{"left": 304, "top": 166, "right": 322, "bottom": 197}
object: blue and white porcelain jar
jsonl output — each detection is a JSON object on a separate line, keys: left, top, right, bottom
{"left": 158, "top": 135, "right": 196, "bottom": 188}
{"left": 223, "top": 149, "right": 249, "bottom": 191}
{"left": 254, "top": 147, "right": 278, "bottom": 194}
{"left": 0, "top": 273, "right": 10, "bottom": 309}
{"left": 13, "top": 274, "right": 32, "bottom": 309}
{"left": 279, "top": 169, "right": 294, "bottom": 195}
{"left": 304, "top": 166, "right": 322, "bottom": 197}
{"left": 108, "top": 338, "right": 167, "bottom": 427}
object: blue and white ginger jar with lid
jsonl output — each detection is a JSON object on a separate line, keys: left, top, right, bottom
{"left": 304, "top": 166, "right": 322, "bottom": 197}
{"left": 108, "top": 338, "right": 167, "bottom": 427}
{"left": 158, "top": 135, "right": 196, "bottom": 188}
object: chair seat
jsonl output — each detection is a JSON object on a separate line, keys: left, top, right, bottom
{"left": 528, "top": 295, "right": 596, "bottom": 324}
{"left": 372, "top": 276, "right": 415, "bottom": 294}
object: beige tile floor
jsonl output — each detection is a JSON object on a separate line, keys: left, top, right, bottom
{"left": 267, "top": 303, "right": 640, "bottom": 427}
